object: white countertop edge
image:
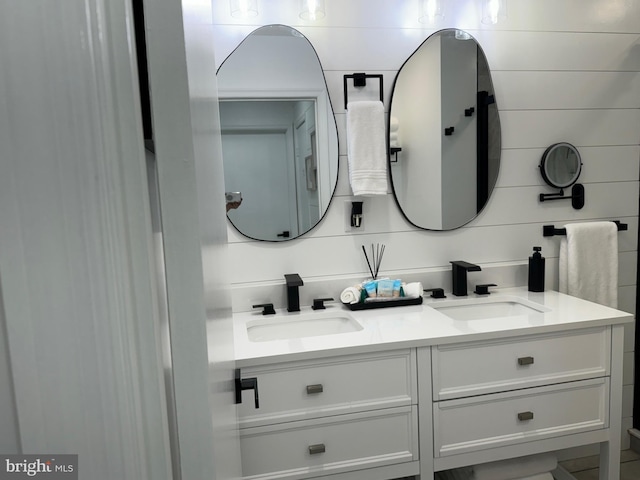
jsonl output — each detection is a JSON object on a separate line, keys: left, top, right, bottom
{"left": 232, "top": 287, "right": 634, "bottom": 368}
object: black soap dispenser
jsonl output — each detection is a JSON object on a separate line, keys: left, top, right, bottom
{"left": 528, "top": 246, "right": 545, "bottom": 292}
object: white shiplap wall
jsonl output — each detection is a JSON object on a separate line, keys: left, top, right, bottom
{"left": 211, "top": 0, "right": 638, "bottom": 449}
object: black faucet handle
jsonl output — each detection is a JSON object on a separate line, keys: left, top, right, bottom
{"left": 474, "top": 283, "right": 497, "bottom": 295}
{"left": 252, "top": 303, "right": 276, "bottom": 315}
{"left": 284, "top": 273, "right": 304, "bottom": 287}
{"left": 424, "top": 288, "right": 446, "bottom": 299}
{"left": 312, "top": 297, "right": 334, "bottom": 310}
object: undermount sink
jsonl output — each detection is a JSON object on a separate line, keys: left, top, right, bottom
{"left": 431, "top": 296, "right": 550, "bottom": 321}
{"left": 247, "top": 311, "right": 364, "bottom": 342}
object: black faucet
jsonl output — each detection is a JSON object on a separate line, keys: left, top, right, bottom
{"left": 284, "top": 273, "right": 304, "bottom": 312}
{"left": 450, "top": 261, "right": 482, "bottom": 296}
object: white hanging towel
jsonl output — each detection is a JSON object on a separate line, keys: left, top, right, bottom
{"left": 346, "top": 101, "right": 389, "bottom": 196}
{"left": 559, "top": 221, "right": 618, "bottom": 308}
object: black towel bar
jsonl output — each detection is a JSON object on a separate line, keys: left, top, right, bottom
{"left": 543, "top": 221, "right": 628, "bottom": 237}
{"left": 343, "top": 73, "right": 384, "bottom": 110}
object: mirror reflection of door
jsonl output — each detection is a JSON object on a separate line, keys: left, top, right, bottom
{"left": 216, "top": 25, "right": 339, "bottom": 242}
{"left": 221, "top": 100, "right": 322, "bottom": 241}
{"left": 294, "top": 104, "right": 320, "bottom": 234}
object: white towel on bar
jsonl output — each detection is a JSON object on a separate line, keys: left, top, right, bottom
{"left": 559, "top": 221, "right": 618, "bottom": 308}
{"left": 346, "top": 101, "right": 389, "bottom": 196}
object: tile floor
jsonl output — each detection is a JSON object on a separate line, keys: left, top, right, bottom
{"left": 559, "top": 449, "right": 640, "bottom": 479}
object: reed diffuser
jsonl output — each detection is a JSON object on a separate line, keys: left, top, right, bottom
{"left": 361, "top": 243, "right": 385, "bottom": 280}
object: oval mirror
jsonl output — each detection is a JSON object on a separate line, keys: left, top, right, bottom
{"left": 539, "top": 142, "right": 582, "bottom": 188}
{"left": 389, "top": 29, "right": 501, "bottom": 230}
{"left": 217, "top": 25, "right": 339, "bottom": 241}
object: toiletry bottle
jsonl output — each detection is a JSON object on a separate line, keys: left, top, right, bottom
{"left": 528, "top": 246, "right": 545, "bottom": 292}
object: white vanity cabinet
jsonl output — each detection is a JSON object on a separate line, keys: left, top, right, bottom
{"left": 233, "top": 289, "right": 631, "bottom": 480}
{"left": 424, "top": 324, "right": 625, "bottom": 479}
{"left": 236, "top": 349, "right": 420, "bottom": 480}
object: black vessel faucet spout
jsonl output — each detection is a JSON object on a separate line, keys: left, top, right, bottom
{"left": 284, "top": 273, "right": 304, "bottom": 312}
{"left": 450, "top": 261, "right": 482, "bottom": 296}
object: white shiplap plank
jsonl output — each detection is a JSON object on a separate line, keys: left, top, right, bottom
{"left": 494, "top": 71, "right": 640, "bottom": 111}
{"left": 501, "top": 109, "right": 640, "bottom": 149}
{"left": 476, "top": 31, "right": 640, "bottom": 72}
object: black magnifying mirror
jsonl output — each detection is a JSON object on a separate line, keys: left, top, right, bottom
{"left": 539, "top": 142, "right": 584, "bottom": 209}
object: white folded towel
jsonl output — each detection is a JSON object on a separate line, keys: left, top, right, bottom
{"left": 403, "top": 282, "right": 423, "bottom": 299}
{"left": 473, "top": 453, "right": 556, "bottom": 480}
{"left": 519, "top": 474, "right": 554, "bottom": 480}
{"left": 437, "top": 454, "right": 556, "bottom": 480}
{"left": 346, "top": 101, "right": 389, "bottom": 196}
{"left": 559, "top": 221, "right": 618, "bottom": 308}
{"left": 340, "top": 286, "right": 361, "bottom": 304}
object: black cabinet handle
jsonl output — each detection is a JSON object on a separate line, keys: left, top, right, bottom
{"left": 308, "top": 444, "right": 326, "bottom": 455}
{"left": 465, "top": 107, "right": 475, "bottom": 117}
{"left": 518, "top": 411, "right": 534, "bottom": 421}
{"left": 444, "top": 127, "right": 455, "bottom": 136}
{"left": 277, "top": 231, "right": 290, "bottom": 238}
{"left": 235, "top": 369, "right": 259, "bottom": 408}
{"left": 518, "top": 356, "right": 534, "bottom": 366}
{"left": 306, "top": 384, "right": 324, "bottom": 394}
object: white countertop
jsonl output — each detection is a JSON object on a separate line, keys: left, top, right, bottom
{"left": 233, "top": 287, "right": 633, "bottom": 367}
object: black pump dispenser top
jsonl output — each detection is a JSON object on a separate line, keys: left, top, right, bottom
{"left": 528, "top": 246, "right": 545, "bottom": 292}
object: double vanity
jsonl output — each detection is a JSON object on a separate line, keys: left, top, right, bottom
{"left": 233, "top": 288, "right": 632, "bottom": 480}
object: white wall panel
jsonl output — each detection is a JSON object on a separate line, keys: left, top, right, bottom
{"left": 501, "top": 110, "right": 640, "bottom": 149}
{"left": 477, "top": 31, "right": 640, "bottom": 72}
{"left": 495, "top": 71, "right": 640, "bottom": 111}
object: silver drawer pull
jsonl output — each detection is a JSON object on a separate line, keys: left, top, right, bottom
{"left": 306, "top": 384, "right": 324, "bottom": 395}
{"left": 517, "top": 356, "right": 534, "bottom": 366}
{"left": 518, "top": 411, "right": 534, "bottom": 421}
{"left": 308, "top": 444, "right": 326, "bottom": 455}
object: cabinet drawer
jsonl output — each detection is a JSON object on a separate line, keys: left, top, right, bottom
{"left": 432, "top": 327, "right": 610, "bottom": 400}
{"left": 238, "top": 350, "right": 416, "bottom": 427}
{"left": 240, "top": 406, "right": 418, "bottom": 480}
{"left": 433, "top": 377, "right": 608, "bottom": 457}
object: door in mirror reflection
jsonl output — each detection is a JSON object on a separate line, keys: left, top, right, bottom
{"left": 217, "top": 25, "right": 338, "bottom": 241}
{"left": 389, "top": 29, "right": 501, "bottom": 231}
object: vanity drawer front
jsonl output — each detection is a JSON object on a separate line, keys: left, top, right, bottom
{"left": 240, "top": 406, "right": 418, "bottom": 479}
{"left": 433, "top": 377, "right": 608, "bottom": 457}
{"left": 238, "top": 350, "right": 416, "bottom": 427}
{"left": 432, "top": 327, "right": 610, "bottom": 400}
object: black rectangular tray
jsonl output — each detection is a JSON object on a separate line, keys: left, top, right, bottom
{"left": 345, "top": 296, "right": 423, "bottom": 310}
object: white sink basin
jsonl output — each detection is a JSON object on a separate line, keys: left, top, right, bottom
{"left": 246, "top": 312, "right": 364, "bottom": 342}
{"left": 431, "top": 296, "right": 550, "bottom": 321}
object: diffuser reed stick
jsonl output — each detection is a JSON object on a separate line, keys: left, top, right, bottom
{"left": 362, "top": 243, "right": 385, "bottom": 279}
